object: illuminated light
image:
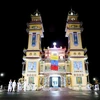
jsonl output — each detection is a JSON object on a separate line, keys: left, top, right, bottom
{"left": 49, "top": 74, "right": 61, "bottom": 77}
{"left": 23, "top": 58, "right": 41, "bottom": 61}
{"left": 45, "top": 54, "right": 47, "bottom": 56}
{"left": 53, "top": 42, "right": 56, "bottom": 46}
{"left": 67, "top": 74, "right": 71, "bottom": 76}
{"left": 71, "top": 12, "right": 73, "bottom": 15}
{"left": 60, "top": 56, "right": 63, "bottom": 60}
{"left": 53, "top": 42, "right": 57, "bottom": 48}
{"left": 60, "top": 46, "right": 62, "bottom": 49}
{"left": 41, "top": 35, "right": 44, "bottom": 38}
{"left": 0, "top": 73, "right": 4, "bottom": 77}
{"left": 35, "top": 13, "right": 38, "bottom": 16}
{"left": 93, "top": 78, "right": 96, "bottom": 81}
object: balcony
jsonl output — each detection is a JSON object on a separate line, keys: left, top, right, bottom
{"left": 43, "top": 66, "right": 67, "bottom": 73}
{"left": 45, "top": 59, "right": 65, "bottom": 63}
{"left": 67, "top": 27, "right": 83, "bottom": 31}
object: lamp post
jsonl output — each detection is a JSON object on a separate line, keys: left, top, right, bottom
{"left": 0, "top": 73, "right": 4, "bottom": 89}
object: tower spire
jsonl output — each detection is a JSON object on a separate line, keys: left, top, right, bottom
{"left": 68, "top": 7, "right": 76, "bottom": 16}
{"left": 34, "top": 9, "right": 40, "bottom": 16}
{"left": 70, "top": 6, "right": 73, "bottom": 11}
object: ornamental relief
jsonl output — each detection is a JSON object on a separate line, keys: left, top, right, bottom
{"left": 31, "top": 26, "right": 42, "bottom": 29}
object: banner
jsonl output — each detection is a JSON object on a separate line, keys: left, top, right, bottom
{"left": 50, "top": 60, "right": 58, "bottom": 65}
{"left": 32, "top": 33, "right": 36, "bottom": 47}
{"left": 51, "top": 65, "right": 58, "bottom": 70}
{"left": 73, "top": 32, "right": 78, "bottom": 46}
{"left": 51, "top": 60, "right": 58, "bottom": 70}
{"left": 50, "top": 55, "right": 58, "bottom": 60}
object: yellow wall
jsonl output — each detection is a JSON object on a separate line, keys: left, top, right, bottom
{"left": 69, "top": 51, "right": 84, "bottom": 56}
{"left": 67, "top": 24, "right": 80, "bottom": 28}
{"left": 24, "top": 60, "right": 40, "bottom": 86}
{"left": 31, "top": 16, "right": 41, "bottom": 21}
{"left": 26, "top": 52, "right": 40, "bottom": 57}
{"left": 29, "top": 25, "right": 42, "bottom": 29}
{"left": 70, "top": 58, "right": 87, "bottom": 87}
{"left": 67, "top": 15, "right": 78, "bottom": 21}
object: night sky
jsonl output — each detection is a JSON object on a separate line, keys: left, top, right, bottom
{"left": 0, "top": 1, "right": 100, "bottom": 84}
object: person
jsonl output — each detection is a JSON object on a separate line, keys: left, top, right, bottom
{"left": 86, "top": 83, "right": 91, "bottom": 90}
{"left": 8, "top": 79, "right": 12, "bottom": 92}
{"left": 17, "top": 80, "right": 22, "bottom": 92}
{"left": 12, "top": 80, "right": 16, "bottom": 92}
{"left": 0, "top": 85, "right": 3, "bottom": 90}
{"left": 94, "top": 84, "right": 99, "bottom": 91}
{"left": 32, "top": 83, "right": 35, "bottom": 91}
{"left": 23, "top": 79, "right": 27, "bottom": 92}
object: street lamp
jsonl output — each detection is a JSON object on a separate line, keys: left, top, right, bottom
{"left": 93, "top": 78, "right": 96, "bottom": 81}
{"left": 0, "top": 73, "right": 4, "bottom": 77}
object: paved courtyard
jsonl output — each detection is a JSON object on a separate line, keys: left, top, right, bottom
{"left": 0, "top": 89, "right": 100, "bottom": 100}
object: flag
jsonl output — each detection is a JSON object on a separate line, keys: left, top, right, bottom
{"left": 51, "top": 60, "right": 58, "bottom": 70}
{"left": 50, "top": 55, "right": 58, "bottom": 60}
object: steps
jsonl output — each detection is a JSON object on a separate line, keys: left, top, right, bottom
{"left": 43, "top": 87, "right": 71, "bottom": 91}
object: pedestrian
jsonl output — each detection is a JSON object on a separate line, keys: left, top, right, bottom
{"left": 8, "top": 79, "right": 12, "bottom": 92}
{"left": 12, "top": 80, "right": 16, "bottom": 92}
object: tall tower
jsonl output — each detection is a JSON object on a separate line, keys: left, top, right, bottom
{"left": 23, "top": 10, "right": 44, "bottom": 89}
{"left": 65, "top": 9, "right": 88, "bottom": 90}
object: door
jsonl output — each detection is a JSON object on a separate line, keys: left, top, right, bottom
{"left": 49, "top": 77, "right": 52, "bottom": 87}
{"left": 58, "top": 77, "right": 61, "bottom": 87}
{"left": 52, "top": 77, "right": 58, "bottom": 87}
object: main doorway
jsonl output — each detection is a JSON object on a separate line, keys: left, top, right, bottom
{"left": 49, "top": 76, "right": 61, "bottom": 87}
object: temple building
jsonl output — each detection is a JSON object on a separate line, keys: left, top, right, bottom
{"left": 22, "top": 9, "right": 89, "bottom": 90}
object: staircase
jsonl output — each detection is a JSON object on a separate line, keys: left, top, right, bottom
{"left": 43, "top": 87, "right": 71, "bottom": 91}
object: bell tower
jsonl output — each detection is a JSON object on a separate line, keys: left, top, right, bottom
{"left": 65, "top": 9, "right": 88, "bottom": 90}
{"left": 27, "top": 9, "right": 44, "bottom": 50}
{"left": 65, "top": 9, "right": 83, "bottom": 49}
{"left": 23, "top": 9, "right": 44, "bottom": 89}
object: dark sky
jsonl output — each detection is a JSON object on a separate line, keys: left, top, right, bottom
{"left": 0, "top": 1, "right": 100, "bottom": 84}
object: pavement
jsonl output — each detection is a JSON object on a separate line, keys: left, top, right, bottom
{"left": 0, "top": 88, "right": 100, "bottom": 100}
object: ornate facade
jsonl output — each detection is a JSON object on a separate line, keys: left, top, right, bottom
{"left": 22, "top": 9, "right": 89, "bottom": 90}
